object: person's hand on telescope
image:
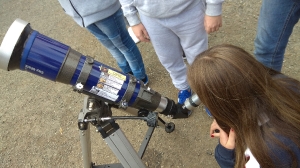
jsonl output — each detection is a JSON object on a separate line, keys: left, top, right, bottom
{"left": 132, "top": 23, "right": 150, "bottom": 42}
{"left": 210, "top": 119, "right": 236, "bottom": 150}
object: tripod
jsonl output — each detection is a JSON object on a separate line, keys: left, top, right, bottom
{"left": 78, "top": 96, "right": 175, "bottom": 168}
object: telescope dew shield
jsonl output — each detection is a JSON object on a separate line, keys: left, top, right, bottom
{"left": 0, "top": 19, "right": 162, "bottom": 111}
{"left": 0, "top": 19, "right": 32, "bottom": 71}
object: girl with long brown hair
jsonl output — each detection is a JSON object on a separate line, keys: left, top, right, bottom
{"left": 187, "top": 44, "right": 300, "bottom": 168}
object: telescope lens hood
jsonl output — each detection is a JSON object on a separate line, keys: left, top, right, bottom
{"left": 0, "top": 18, "right": 32, "bottom": 71}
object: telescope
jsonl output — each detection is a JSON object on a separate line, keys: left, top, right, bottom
{"left": 0, "top": 19, "right": 201, "bottom": 168}
{"left": 0, "top": 18, "right": 200, "bottom": 118}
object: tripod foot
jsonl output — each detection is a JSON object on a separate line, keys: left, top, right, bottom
{"left": 165, "top": 122, "right": 175, "bottom": 133}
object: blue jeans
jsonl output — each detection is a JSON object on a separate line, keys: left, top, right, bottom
{"left": 86, "top": 8, "right": 146, "bottom": 80}
{"left": 254, "top": 0, "right": 300, "bottom": 72}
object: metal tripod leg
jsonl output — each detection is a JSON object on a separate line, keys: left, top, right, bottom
{"left": 95, "top": 120, "right": 146, "bottom": 168}
{"left": 78, "top": 97, "right": 93, "bottom": 168}
{"left": 103, "top": 128, "right": 146, "bottom": 168}
{"left": 79, "top": 124, "right": 92, "bottom": 168}
{"left": 138, "top": 126, "right": 155, "bottom": 158}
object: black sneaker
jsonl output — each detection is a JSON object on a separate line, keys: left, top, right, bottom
{"left": 183, "top": 53, "right": 187, "bottom": 60}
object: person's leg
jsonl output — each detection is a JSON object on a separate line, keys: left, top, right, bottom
{"left": 86, "top": 21, "right": 132, "bottom": 75}
{"left": 92, "top": 8, "right": 147, "bottom": 80}
{"left": 172, "top": 3, "right": 208, "bottom": 65}
{"left": 140, "top": 14, "right": 189, "bottom": 91}
{"left": 169, "top": 4, "right": 207, "bottom": 107}
{"left": 254, "top": 0, "right": 300, "bottom": 72}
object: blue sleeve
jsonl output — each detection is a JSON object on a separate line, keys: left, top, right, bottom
{"left": 215, "top": 143, "right": 235, "bottom": 168}
{"left": 269, "top": 135, "right": 300, "bottom": 167}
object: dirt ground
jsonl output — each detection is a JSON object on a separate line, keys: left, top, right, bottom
{"left": 0, "top": 1, "right": 299, "bottom": 168}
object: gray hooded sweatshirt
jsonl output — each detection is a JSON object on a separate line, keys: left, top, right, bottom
{"left": 58, "top": 0, "right": 121, "bottom": 27}
{"left": 120, "top": 0, "right": 224, "bottom": 26}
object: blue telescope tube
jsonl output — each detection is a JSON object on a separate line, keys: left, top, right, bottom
{"left": 2, "top": 19, "right": 141, "bottom": 105}
{"left": 23, "top": 30, "right": 142, "bottom": 104}
{"left": 0, "top": 19, "right": 196, "bottom": 118}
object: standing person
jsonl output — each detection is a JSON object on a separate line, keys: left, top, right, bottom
{"left": 119, "top": 0, "right": 224, "bottom": 113}
{"left": 188, "top": 44, "right": 300, "bottom": 168}
{"left": 254, "top": 0, "right": 300, "bottom": 72}
{"left": 57, "top": 0, "right": 149, "bottom": 85}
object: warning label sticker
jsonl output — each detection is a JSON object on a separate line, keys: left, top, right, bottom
{"left": 89, "top": 66, "right": 127, "bottom": 101}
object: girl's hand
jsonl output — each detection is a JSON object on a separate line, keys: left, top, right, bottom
{"left": 210, "top": 119, "right": 236, "bottom": 150}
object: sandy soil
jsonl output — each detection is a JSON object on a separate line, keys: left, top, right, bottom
{"left": 0, "top": 0, "right": 299, "bottom": 168}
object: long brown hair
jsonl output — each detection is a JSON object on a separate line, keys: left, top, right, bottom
{"left": 187, "top": 44, "right": 300, "bottom": 168}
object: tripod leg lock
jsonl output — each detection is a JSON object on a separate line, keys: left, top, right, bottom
{"left": 96, "top": 119, "right": 120, "bottom": 138}
{"left": 78, "top": 121, "right": 88, "bottom": 130}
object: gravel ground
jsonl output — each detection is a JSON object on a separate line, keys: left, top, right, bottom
{"left": 0, "top": 0, "right": 299, "bottom": 168}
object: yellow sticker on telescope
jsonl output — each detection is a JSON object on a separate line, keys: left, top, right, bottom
{"left": 107, "top": 69, "right": 126, "bottom": 81}
{"left": 100, "top": 66, "right": 126, "bottom": 81}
